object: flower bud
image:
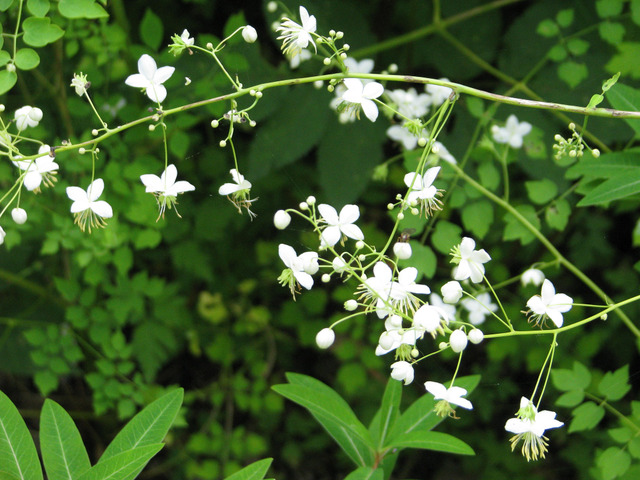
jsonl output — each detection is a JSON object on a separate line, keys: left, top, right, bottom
{"left": 267, "top": 1, "right": 277, "bottom": 12}
{"left": 450, "top": 329, "right": 468, "bottom": 353}
{"left": 306, "top": 195, "right": 316, "bottom": 205}
{"left": 316, "top": 328, "right": 335, "bottom": 349}
{"left": 521, "top": 268, "right": 545, "bottom": 287}
{"left": 441, "top": 281, "right": 463, "bottom": 304}
{"left": 344, "top": 299, "right": 358, "bottom": 311}
{"left": 211, "top": 120, "right": 219, "bottom": 128}
{"left": 0, "top": 226, "right": 6, "bottom": 245}
{"left": 332, "top": 256, "right": 347, "bottom": 273}
{"left": 393, "top": 242, "right": 412, "bottom": 260}
{"left": 299, "top": 201, "right": 309, "bottom": 210}
{"left": 273, "top": 209, "right": 291, "bottom": 229}
{"left": 321, "top": 273, "right": 330, "bottom": 283}
{"left": 468, "top": 329, "right": 484, "bottom": 344}
{"left": 242, "top": 25, "right": 258, "bottom": 43}
{"left": 355, "top": 240, "right": 365, "bottom": 250}
{"left": 11, "top": 208, "right": 27, "bottom": 224}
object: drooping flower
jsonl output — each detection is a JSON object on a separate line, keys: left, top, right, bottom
{"left": 317, "top": 203, "right": 364, "bottom": 248}
{"left": 461, "top": 292, "right": 498, "bottom": 325}
{"left": 491, "top": 114, "right": 532, "bottom": 149}
{"left": 393, "top": 241, "right": 412, "bottom": 259}
{"left": 278, "top": 244, "right": 319, "bottom": 298}
{"left": 450, "top": 237, "right": 491, "bottom": 284}
{"left": 0, "top": 226, "right": 6, "bottom": 245}
{"left": 387, "top": 124, "right": 429, "bottom": 151}
{"left": 276, "top": 6, "right": 317, "bottom": 57}
{"left": 425, "top": 79, "right": 454, "bottom": 107}
{"left": 341, "top": 78, "right": 384, "bottom": 122}
{"left": 389, "top": 267, "right": 431, "bottom": 315}
{"left": 441, "top": 280, "right": 463, "bottom": 304}
{"left": 425, "top": 381, "right": 473, "bottom": 418}
{"left": 125, "top": 54, "right": 175, "bottom": 103}
{"left": 66, "top": 178, "right": 113, "bottom": 233}
{"left": 390, "top": 361, "right": 414, "bottom": 385}
{"left": 505, "top": 397, "right": 563, "bottom": 461}
{"left": 140, "top": 164, "right": 195, "bottom": 220}
{"left": 11, "top": 208, "right": 27, "bottom": 224}
{"left": 376, "top": 315, "right": 421, "bottom": 357}
{"left": 404, "top": 167, "right": 443, "bottom": 216}
{"left": 14, "top": 106, "right": 43, "bottom": 131}
{"left": 521, "top": 268, "right": 545, "bottom": 287}
{"left": 357, "top": 261, "right": 393, "bottom": 318}
{"left": 386, "top": 88, "right": 432, "bottom": 119}
{"left": 428, "top": 293, "right": 456, "bottom": 323}
{"left": 218, "top": 169, "right": 257, "bottom": 219}
{"left": 449, "top": 329, "right": 468, "bottom": 353}
{"left": 526, "top": 279, "right": 573, "bottom": 328}
{"left": 329, "top": 58, "right": 375, "bottom": 123}
{"left": 413, "top": 303, "right": 448, "bottom": 337}
{"left": 70, "top": 72, "right": 89, "bottom": 96}
{"left": 13, "top": 145, "right": 59, "bottom": 192}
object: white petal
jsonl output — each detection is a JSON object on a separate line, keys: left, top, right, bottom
{"left": 425, "top": 381, "right": 447, "bottom": 399}
{"left": 551, "top": 293, "right": 573, "bottom": 312}
{"left": 320, "top": 226, "right": 341, "bottom": 247}
{"left": 340, "top": 224, "right": 364, "bottom": 241}
{"left": 361, "top": 99, "right": 379, "bottom": 122}
{"left": 318, "top": 203, "right": 339, "bottom": 225}
{"left": 87, "top": 179, "right": 105, "bottom": 201}
{"left": 140, "top": 174, "right": 162, "bottom": 192}
{"left": 338, "top": 204, "right": 360, "bottom": 224}
{"left": 547, "top": 309, "right": 564, "bottom": 328}
{"left": 125, "top": 73, "right": 149, "bottom": 89}
{"left": 137, "top": 54, "right": 157, "bottom": 79}
{"left": 278, "top": 244, "right": 297, "bottom": 267}
{"left": 170, "top": 180, "right": 196, "bottom": 195}
{"left": 422, "top": 166, "right": 441, "bottom": 187}
{"left": 91, "top": 200, "right": 113, "bottom": 218}
{"left": 146, "top": 84, "right": 167, "bottom": 103}
{"left": 363, "top": 82, "right": 384, "bottom": 100}
{"left": 154, "top": 66, "right": 175, "bottom": 84}
{"left": 23, "top": 171, "right": 42, "bottom": 191}
{"left": 218, "top": 183, "right": 241, "bottom": 195}
{"left": 505, "top": 418, "right": 528, "bottom": 434}
{"left": 294, "top": 271, "right": 314, "bottom": 290}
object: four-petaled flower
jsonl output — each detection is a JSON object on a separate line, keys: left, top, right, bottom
{"left": 505, "top": 397, "right": 563, "bottom": 461}
{"left": 404, "top": 167, "right": 443, "bottom": 216}
{"left": 526, "top": 279, "right": 573, "bottom": 328}
{"left": 341, "top": 78, "right": 384, "bottom": 122}
{"left": 66, "top": 178, "right": 113, "bottom": 233}
{"left": 140, "top": 164, "right": 195, "bottom": 220}
{"left": 218, "top": 168, "right": 257, "bottom": 218}
{"left": 278, "top": 243, "right": 319, "bottom": 298}
{"left": 125, "top": 54, "right": 175, "bottom": 103}
{"left": 180, "top": 29, "right": 194, "bottom": 47}
{"left": 491, "top": 114, "right": 532, "bottom": 149}
{"left": 318, "top": 203, "right": 364, "bottom": 248}
{"left": 451, "top": 237, "right": 491, "bottom": 284}
{"left": 425, "top": 381, "right": 473, "bottom": 418}
{"left": 14, "top": 106, "right": 43, "bottom": 131}
{"left": 461, "top": 292, "right": 498, "bottom": 325}
{"left": 276, "top": 6, "right": 317, "bottom": 57}
{"left": 13, "top": 145, "right": 59, "bottom": 192}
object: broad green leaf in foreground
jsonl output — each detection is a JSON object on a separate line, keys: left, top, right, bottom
{"left": 76, "top": 445, "right": 163, "bottom": 480}
{"left": 385, "top": 430, "right": 475, "bottom": 456}
{"left": 223, "top": 458, "right": 273, "bottom": 480}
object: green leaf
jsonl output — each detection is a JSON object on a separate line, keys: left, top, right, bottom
{"left": 14, "top": 48, "right": 40, "bottom": 70}
{"left": 557, "top": 61, "right": 588, "bottom": 88}
{"left": 0, "top": 0, "right": 14, "bottom": 11}
{"left": 597, "top": 447, "right": 631, "bottom": 480}
{"left": 596, "top": 0, "right": 624, "bottom": 18}
{"left": 0, "top": 69, "right": 17, "bottom": 94}
{"left": 385, "top": 431, "right": 474, "bottom": 456}
{"left": 369, "top": 378, "right": 401, "bottom": 448}
{"left": 100, "top": 389, "right": 183, "bottom": 463}
{"left": 344, "top": 467, "right": 383, "bottom": 480}
{"left": 551, "top": 361, "right": 592, "bottom": 391}
{"left": 272, "top": 373, "right": 374, "bottom": 467}
{"left": 40, "top": 399, "right": 91, "bottom": 480}
{"left": 0, "top": 50, "right": 9, "bottom": 66}
{"left": 569, "top": 402, "right": 605, "bottom": 432}
{"left": 77, "top": 445, "right": 163, "bottom": 480}
{"left": 27, "top": 0, "right": 49, "bottom": 16}
{"left": 567, "top": 149, "right": 640, "bottom": 179}
{"left": 606, "top": 43, "right": 640, "bottom": 80}
{"left": 606, "top": 83, "right": 640, "bottom": 136}
{"left": 555, "top": 390, "right": 584, "bottom": 407}
{"left": 629, "top": 437, "right": 640, "bottom": 458}
{"left": 599, "top": 22, "right": 625, "bottom": 45}
{"left": 525, "top": 178, "right": 557, "bottom": 204}
{"left": 140, "top": 8, "right": 163, "bottom": 51}
{"left": 537, "top": 19, "right": 558, "bottom": 37}
{"left": 556, "top": 9, "right": 574, "bottom": 27}
{"left": 431, "top": 220, "right": 462, "bottom": 254}
{"left": 223, "top": 458, "right": 273, "bottom": 480}
{"left": 502, "top": 204, "right": 540, "bottom": 245}
{"left": 461, "top": 200, "right": 493, "bottom": 239}
{"left": 58, "top": 0, "right": 108, "bottom": 18}
{"left": 633, "top": 0, "right": 640, "bottom": 26}
{"left": 548, "top": 45, "right": 567, "bottom": 62}
{"left": 602, "top": 72, "right": 621, "bottom": 92}
{"left": 587, "top": 94, "right": 605, "bottom": 109}
{"left": 609, "top": 427, "right": 633, "bottom": 443}
{"left": 566, "top": 38, "right": 589, "bottom": 56}
{"left": 22, "top": 17, "right": 64, "bottom": 47}
{"left": 0, "top": 390, "right": 43, "bottom": 480}
{"left": 476, "top": 161, "right": 500, "bottom": 191}
{"left": 577, "top": 171, "right": 640, "bottom": 206}
{"left": 598, "top": 365, "right": 631, "bottom": 401}
{"left": 398, "top": 242, "right": 436, "bottom": 279}
{"left": 545, "top": 198, "right": 571, "bottom": 231}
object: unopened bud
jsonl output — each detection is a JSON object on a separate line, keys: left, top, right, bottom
{"left": 315, "top": 328, "right": 335, "bottom": 349}
{"left": 344, "top": 299, "right": 358, "bottom": 311}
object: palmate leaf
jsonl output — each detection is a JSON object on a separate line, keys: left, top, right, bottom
{"left": 272, "top": 373, "right": 375, "bottom": 467}
{"left": 0, "top": 390, "right": 43, "bottom": 480}
{"left": 40, "top": 399, "right": 91, "bottom": 480}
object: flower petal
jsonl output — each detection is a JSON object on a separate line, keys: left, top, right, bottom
{"left": 137, "top": 54, "right": 157, "bottom": 79}
{"left": 87, "top": 179, "right": 105, "bottom": 201}
{"left": 91, "top": 200, "right": 113, "bottom": 218}
{"left": 140, "top": 174, "right": 162, "bottom": 192}
{"left": 124, "top": 73, "right": 149, "bottom": 89}
{"left": 154, "top": 66, "right": 175, "bottom": 84}
{"left": 340, "top": 224, "right": 364, "bottom": 241}
{"left": 338, "top": 204, "right": 360, "bottom": 224}
{"left": 361, "top": 99, "right": 379, "bottom": 122}
{"left": 318, "top": 204, "right": 339, "bottom": 225}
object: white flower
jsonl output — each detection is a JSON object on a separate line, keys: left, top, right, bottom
{"left": 451, "top": 237, "right": 491, "bottom": 284}
{"left": 358, "top": 262, "right": 393, "bottom": 318}
{"left": 413, "top": 304, "right": 447, "bottom": 336}
{"left": 462, "top": 292, "right": 498, "bottom": 326}
{"left": 491, "top": 114, "right": 532, "bottom": 149}
{"left": 0, "top": 226, "right": 6, "bottom": 245}
{"left": 66, "top": 178, "right": 113, "bottom": 232}
{"left": 140, "top": 164, "right": 195, "bottom": 219}
{"left": 14, "top": 106, "right": 43, "bottom": 131}
{"left": 404, "top": 167, "right": 443, "bottom": 216}
{"left": 341, "top": 78, "right": 384, "bottom": 122}
{"left": 289, "top": 49, "right": 312, "bottom": 69}
{"left": 276, "top": 6, "right": 317, "bottom": 57}
{"left": 505, "top": 397, "right": 563, "bottom": 461}
{"left": 125, "top": 54, "right": 175, "bottom": 103}
{"left": 428, "top": 293, "right": 456, "bottom": 323}
{"left": 521, "top": 268, "right": 545, "bottom": 287}
{"left": 386, "top": 88, "right": 432, "bottom": 119}
{"left": 387, "top": 124, "right": 428, "bottom": 151}
{"left": 243, "top": 25, "right": 258, "bottom": 43}
{"left": 390, "top": 361, "right": 414, "bottom": 385}
{"left": 13, "top": 145, "right": 59, "bottom": 192}
{"left": 318, "top": 203, "right": 364, "bottom": 248}
{"left": 441, "top": 281, "right": 463, "bottom": 304}
{"left": 449, "top": 329, "right": 468, "bottom": 353}
{"left": 218, "top": 169, "right": 257, "bottom": 218}
{"left": 468, "top": 328, "right": 484, "bottom": 344}
{"left": 273, "top": 210, "right": 291, "bottom": 229}
{"left": 526, "top": 279, "right": 573, "bottom": 328}
{"left": 316, "top": 328, "right": 335, "bottom": 349}
{"left": 431, "top": 141, "right": 457, "bottom": 164}
{"left": 180, "top": 29, "right": 194, "bottom": 47}
{"left": 278, "top": 244, "right": 319, "bottom": 297}
{"left": 70, "top": 72, "right": 89, "bottom": 96}
{"left": 389, "top": 267, "right": 430, "bottom": 314}
{"left": 425, "top": 79, "right": 453, "bottom": 106}
{"left": 393, "top": 241, "right": 412, "bottom": 259}
{"left": 332, "top": 255, "right": 348, "bottom": 273}
{"left": 376, "top": 315, "right": 421, "bottom": 356}
{"left": 343, "top": 57, "right": 375, "bottom": 77}
{"left": 425, "top": 381, "right": 473, "bottom": 418}
{"left": 11, "top": 208, "right": 27, "bottom": 224}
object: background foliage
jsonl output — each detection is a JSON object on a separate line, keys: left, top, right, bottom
{"left": 1, "top": 0, "right": 640, "bottom": 478}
